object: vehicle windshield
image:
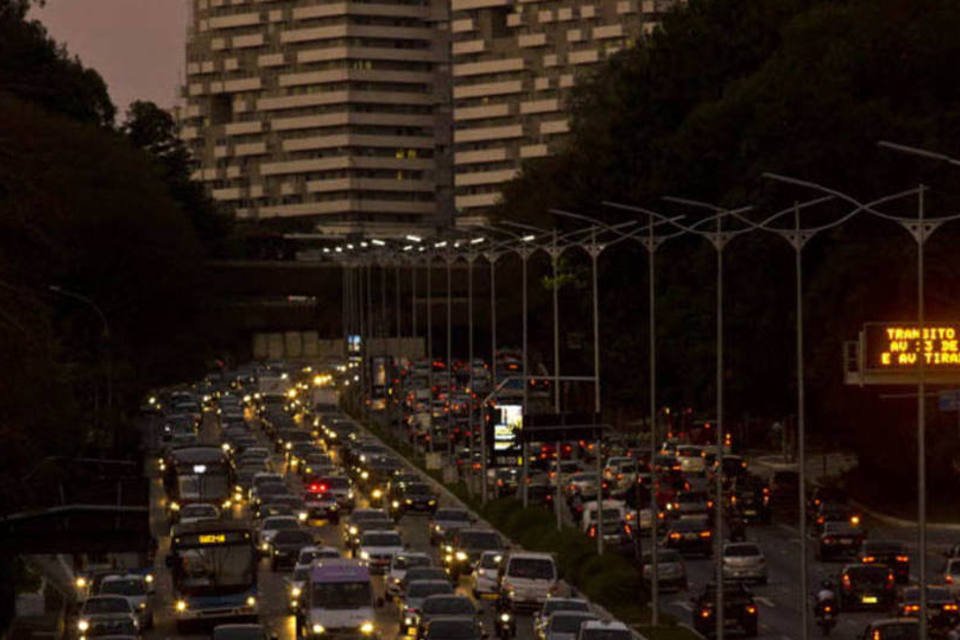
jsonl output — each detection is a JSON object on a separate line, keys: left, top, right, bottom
{"left": 847, "top": 566, "right": 891, "bottom": 583}
{"left": 395, "top": 555, "right": 431, "bottom": 570}
{"left": 508, "top": 558, "right": 555, "bottom": 580}
{"left": 362, "top": 533, "right": 402, "bottom": 547}
{"left": 323, "top": 477, "right": 351, "bottom": 489}
{"left": 310, "top": 581, "right": 372, "bottom": 609}
{"left": 263, "top": 518, "right": 299, "bottom": 530}
{"left": 408, "top": 582, "right": 453, "bottom": 598}
{"left": 274, "top": 530, "right": 313, "bottom": 545}
{"left": 436, "top": 510, "right": 470, "bottom": 522}
{"left": 458, "top": 532, "right": 501, "bottom": 549}
{"left": 724, "top": 544, "right": 761, "bottom": 557}
{"left": 427, "top": 620, "right": 478, "bottom": 639}
{"left": 406, "top": 484, "right": 432, "bottom": 495}
{"left": 173, "top": 543, "right": 256, "bottom": 594}
{"left": 406, "top": 569, "right": 448, "bottom": 583}
{"left": 479, "top": 554, "right": 503, "bottom": 569}
{"left": 99, "top": 579, "right": 145, "bottom": 596}
{"left": 182, "top": 504, "right": 218, "bottom": 518}
{"left": 550, "top": 614, "right": 595, "bottom": 633}
{"left": 423, "top": 597, "right": 474, "bottom": 615}
{"left": 588, "top": 508, "right": 622, "bottom": 522}
{"left": 678, "top": 493, "right": 706, "bottom": 503}
{"left": 83, "top": 597, "right": 130, "bottom": 614}
{"left": 582, "top": 630, "right": 631, "bottom": 640}
{"left": 178, "top": 474, "right": 229, "bottom": 500}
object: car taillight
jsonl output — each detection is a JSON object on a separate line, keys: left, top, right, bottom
{"left": 903, "top": 604, "right": 920, "bottom": 614}
{"left": 823, "top": 536, "right": 835, "bottom": 545}
{"left": 668, "top": 532, "right": 681, "bottom": 540}
{"left": 896, "top": 555, "right": 909, "bottom": 563}
{"left": 841, "top": 574, "right": 851, "bottom": 590}
{"left": 947, "top": 575, "right": 955, "bottom": 585}
{"left": 699, "top": 609, "right": 711, "bottom": 619}
{"left": 862, "top": 555, "right": 876, "bottom": 563}
{"left": 699, "top": 530, "right": 712, "bottom": 538}
{"left": 745, "top": 605, "right": 757, "bottom": 615}
{"left": 945, "top": 603, "right": 959, "bottom": 612}
{"left": 624, "top": 524, "right": 632, "bottom": 536}
{"left": 588, "top": 526, "right": 597, "bottom": 538}
{"left": 885, "top": 572, "right": 894, "bottom": 588}
{"left": 816, "top": 516, "right": 825, "bottom": 525}
{"left": 823, "top": 605, "right": 832, "bottom": 613}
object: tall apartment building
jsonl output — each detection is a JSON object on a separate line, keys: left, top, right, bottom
{"left": 450, "top": 0, "right": 669, "bottom": 218}
{"left": 181, "top": 0, "right": 671, "bottom": 234}
{"left": 180, "top": 0, "right": 453, "bottom": 239}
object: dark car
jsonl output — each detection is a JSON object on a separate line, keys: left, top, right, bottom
{"left": 444, "top": 529, "right": 504, "bottom": 579}
{"left": 212, "top": 624, "right": 277, "bottom": 640}
{"left": 769, "top": 470, "right": 799, "bottom": 507}
{"left": 860, "top": 619, "right": 919, "bottom": 640}
{"left": 859, "top": 541, "right": 910, "bottom": 584}
{"left": 422, "top": 616, "right": 485, "bottom": 640}
{"left": 343, "top": 508, "right": 393, "bottom": 551}
{"left": 817, "top": 521, "right": 865, "bottom": 561}
{"left": 729, "top": 476, "right": 771, "bottom": 523}
{"left": 807, "top": 486, "right": 849, "bottom": 518}
{"left": 391, "top": 482, "right": 439, "bottom": 517}
{"left": 399, "top": 567, "right": 452, "bottom": 600}
{"left": 838, "top": 563, "right": 895, "bottom": 611}
{"left": 416, "top": 595, "right": 477, "bottom": 639}
{"left": 896, "top": 586, "right": 959, "bottom": 630}
{"left": 269, "top": 528, "right": 314, "bottom": 570}
{"left": 813, "top": 502, "right": 862, "bottom": 534}
{"left": 429, "top": 509, "right": 474, "bottom": 546}
{"left": 664, "top": 517, "right": 713, "bottom": 557}
{"left": 692, "top": 582, "right": 758, "bottom": 637}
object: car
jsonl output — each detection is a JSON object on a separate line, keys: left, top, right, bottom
{"left": 500, "top": 552, "right": 561, "bottom": 611}
{"left": 399, "top": 567, "right": 452, "bottom": 601}
{"left": 309, "top": 474, "right": 355, "bottom": 511}
{"left": 77, "top": 596, "right": 139, "bottom": 639}
{"left": 721, "top": 542, "right": 767, "bottom": 584}
{"left": 256, "top": 515, "right": 301, "bottom": 555}
{"left": 565, "top": 472, "right": 600, "bottom": 499}
{"left": 576, "top": 620, "right": 632, "bottom": 640}
{"left": 728, "top": 475, "right": 771, "bottom": 523}
{"left": 444, "top": 528, "right": 504, "bottom": 579}
{"left": 470, "top": 551, "right": 504, "bottom": 599}
{"left": 859, "top": 540, "right": 910, "bottom": 584}
{"left": 817, "top": 521, "right": 865, "bottom": 561}
{"left": 212, "top": 623, "right": 278, "bottom": 640}
{"left": 691, "top": 582, "right": 758, "bottom": 638}
{"left": 80, "top": 615, "right": 139, "bottom": 640}
{"left": 807, "top": 486, "right": 849, "bottom": 518}
{"left": 421, "top": 616, "right": 486, "bottom": 640}
{"left": 838, "top": 563, "right": 896, "bottom": 611}
{"left": 415, "top": 595, "right": 477, "bottom": 639}
{"left": 429, "top": 508, "right": 474, "bottom": 545}
{"left": 813, "top": 502, "right": 862, "bottom": 534}
{"left": 97, "top": 574, "right": 153, "bottom": 629}
{"left": 540, "top": 611, "right": 598, "bottom": 640}
{"left": 269, "top": 528, "right": 315, "bottom": 570}
{"left": 357, "top": 529, "right": 405, "bottom": 573}
{"left": 640, "top": 550, "right": 687, "bottom": 591}
{"left": 391, "top": 482, "right": 440, "bottom": 517}
{"left": 343, "top": 508, "right": 394, "bottom": 551}
{"left": 533, "top": 598, "right": 591, "bottom": 639}
{"left": 859, "top": 619, "right": 919, "bottom": 640}
{"left": 175, "top": 503, "right": 220, "bottom": 529}
{"left": 387, "top": 552, "right": 433, "bottom": 599}
{"left": 399, "top": 580, "right": 456, "bottom": 630}
{"left": 896, "top": 586, "right": 959, "bottom": 630}
{"left": 663, "top": 517, "right": 713, "bottom": 557}
{"left": 666, "top": 491, "right": 713, "bottom": 520}
{"left": 943, "top": 557, "right": 960, "bottom": 593}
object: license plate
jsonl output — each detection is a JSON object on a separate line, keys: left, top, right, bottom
{"left": 408, "top": 627, "right": 418, "bottom": 636}
{"left": 744, "top": 509, "right": 757, "bottom": 515}
{"left": 684, "top": 533, "right": 698, "bottom": 540}
{"left": 862, "top": 596, "right": 878, "bottom": 604}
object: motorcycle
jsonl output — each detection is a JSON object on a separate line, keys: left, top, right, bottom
{"left": 815, "top": 599, "right": 837, "bottom": 637}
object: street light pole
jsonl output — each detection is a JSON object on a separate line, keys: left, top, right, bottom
{"left": 446, "top": 252, "right": 454, "bottom": 460}
{"left": 467, "top": 250, "right": 477, "bottom": 496}
{"left": 427, "top": 253, "right": 434, "bottom": 453}
{"left": 484, "top": 251, "right": 501, "bottom": 505}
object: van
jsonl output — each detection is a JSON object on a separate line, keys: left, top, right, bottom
{"left": 580, "top": 500, "right": 632, "bottom": 547}
{"left": 296, "top": 559, "right": 380, "bottom": 639}
{"left": 499, "top": 552, "right": 561, "bottom": 610}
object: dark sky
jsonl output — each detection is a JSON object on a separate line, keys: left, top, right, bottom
{"left": 31, "top": 0, "right": 189, "bottom": 117}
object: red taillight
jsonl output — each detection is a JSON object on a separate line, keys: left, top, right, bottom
{"left": 823, "top": 605, "right": 832, "bottom": 613}
{"left": 823, "top": 536, "right": 835, "bottom": 545}
{"left": 745, "top": 605, "right": 757, "bottom": 615}
{"left": 699, "top": 530, "right": 712, "bottom": 538}
{"left": 885, "top": 572, "right": 894, "bottom": 588}
{"left": 947, "top": 575, "right": 954, "bottom": 585}
{"left": 841, "top": 574, "right": 851, "bottom": 590}
{"left": 862, "top": 555, "right": 876, "bottom": 563}
{"left": 896, "top": 555, "right": 909, "bottom": 563}
{"left": 588, "top": 526, "right": 597, "bottom": 538}
{"left": 945, "top": 603, "right": 959, "bottom": 612}
{"left": 668, "top": 532, "right": 681, "bottom": 540}
{"left": 624, "top": 524, "right": 632, "bottom": 536}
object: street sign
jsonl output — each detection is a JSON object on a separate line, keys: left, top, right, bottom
{"left": 939, "top": 390, "right": 960, "bottom": 412}
{"left": 846, "top": 323, "right": 960, "bottom": 385}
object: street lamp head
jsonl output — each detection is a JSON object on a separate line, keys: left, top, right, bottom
{"left": 371, "top": 239, "right": 386, "bottom": 246}
{"left": 521, "top": 234, "right": 536, "bottom": 242}
{"left": 434, "top": 240, "right": 448, "bottom": 248}
{"left": 470, "top": 237, "right": 485, "bottom": 245}
{"left": 405, "top": 234, "right": 422, "bottom": 242}
{"left": 403, "top": 245, "right": 413, "bottom": 251}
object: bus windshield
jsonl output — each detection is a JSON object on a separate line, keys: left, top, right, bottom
{"left": 310, "top": 581, "right": 372, "bottom": 609}
{"left": 178, "top": 474, "right": 230, "bottom": 501}
{"left": 172, "top": 543, "right": 256, "bottom": 595}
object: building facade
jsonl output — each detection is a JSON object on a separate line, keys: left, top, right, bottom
{"left": 181, "top": 0, "right": 671, "bottom": 234}
{"left": 180, "top": 0, "right": 452, "bottom": 238}
{"left": 450, "top": 0, "right": 669, "bottom": 218}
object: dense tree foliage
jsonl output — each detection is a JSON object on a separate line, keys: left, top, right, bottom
{"left": 494, "top": 0, "right": 960, "bottom": 491}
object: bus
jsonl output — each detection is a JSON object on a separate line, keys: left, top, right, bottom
{"left": 163, "top": 446, "right": 233, "bottom": 516}
{"left": 167, "top": 521, "right": 258, "bottom": 632}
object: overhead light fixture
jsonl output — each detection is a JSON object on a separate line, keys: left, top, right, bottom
{"left": 403, "top": 245, "right": 413, "bottom": 251}
{"left": 322, "top": 247, "right": 330, "bottom": 253}
{"left": 346, "top": 243, "right": 354, "bottom": 249}
{"left": 371, "top": 239, "right": 386, "bottom": 246}
{"left": 418, "top": 246, "right": 425, "bottom": 252}
{"left": 335, "top": 247, "right": 343, "bottom": 253}
{"left": 454, "top": 241, "right": 461, "bottom": 248}
{"left": 360, "top": 241, "right": 368, "bottom": 248}
{"left": 470, "top": 237, "right": 485, "bottom": 244}
{"left": 522, "top": 234, "right": 536, "bottom": 242}
{"left": 434, "top": 240, "right": 447, "bottom": 248}
{"left": 406, "top": 234, "right": 422, "bottom": 242}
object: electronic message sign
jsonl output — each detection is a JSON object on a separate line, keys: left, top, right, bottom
{"left": 863, "top": 322, "right": 960, "bottom": 371}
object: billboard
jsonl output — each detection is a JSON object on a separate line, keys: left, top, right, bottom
{"left": 493, "top": 404, "right": 522, "bottom": 451}
{"left": 863, "top": 322, "right": 960, "bottom": 371}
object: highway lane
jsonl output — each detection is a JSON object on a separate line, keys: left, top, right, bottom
{"left": 143, "top": 411, "right": 536, "bottom": 640}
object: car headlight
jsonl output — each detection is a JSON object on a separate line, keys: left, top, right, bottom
{"left": 144, "top": 573, "right": 154, "bottom": 584}
{"left": 428, "top": 499, "right": 436, "bottom": 505}
{"left": 360, "top": 551, "right": 370, "bottom": 560}
{"left": 500, "top": 613, "right": 511, "bottom": 623}
{"left": 361, "top": 471, "right": 369, "bottom": 480}
{"left": 222, "top": 499, "right": 232, "bottom": 509}
{"left": 246, "top": 595, "right": 257, "bottom": 607}
{"left": 455, "top": 551, "right": 468, "bottom": 561}
{"left": 298, "top": 511, "right": 309, "bottom": 522}
{"left": 286, "top": 442, "right": 293, "bottom": 450}
{"left": 313, "top": 624, "right": 326, "bottom": 635}
{"left": 261, "top": 542, "right": 270, "bottom": 551}
{"left": 392, "top": 500, "right": 400, "bottom": 509}
{"left": 175, "top": 599, "right": 188, "bottom": 612}
{"left": 291, "top": 586, "right": 302, "bottom": 598}
{"left": 75, "top": 576, "right": 87, "bottom": 589}
{"left": 138, "top": 602, "right": 147, "bottom": 610}
{"left": 348, "top": 490, "right": 355, "bottom": 499}
{"left": 349, "top": 526, "right": 358, "bottom": 535}
{"left": 360, "top": 622, "right": 376, "bottom": 635}
{"left": 169, "top": 501, "right": 180, "bottom": 511}
{"left": 78, "top": 620, "right": 90, "bottom": 632}
{"left": 372, "top": 489, "right": 383, "bottom": 499}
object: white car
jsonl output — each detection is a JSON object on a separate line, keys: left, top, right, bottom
{"left": 500, "top": 552, "right": 562, "bottom": 610}
{"left": 175, "top": 503, "right": 220, "bottom": 528}
{"left": 565, "top": 473, "right": 599, "bottom": 498}
{"left": 387, "top": 552, "right": 432, "bottom": 599}
{"left": 576, "top": 620, "right": 632, "bottom": 640}
{"left": 721, "top": 542, "right": 768, "bottom": 584}
{"left": 676, "top": 445, "right": 706, "bottom": 473}
{"left": 77, "top": 596, "right": 138, "bottom": 638}
{"left": 543, "top": 611, "right": 598, "bottom": 640}
{"left": 97, "top": 574, "right": 153, "bottom": 629}
{"left": 256, "top": 515, "right": 300, "bottom": 555}
{"left": 470, "top": 550, "right": 503, "bottom": 598}
{"left": 357, "top": 529, "right": 404, "bottom": 574}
